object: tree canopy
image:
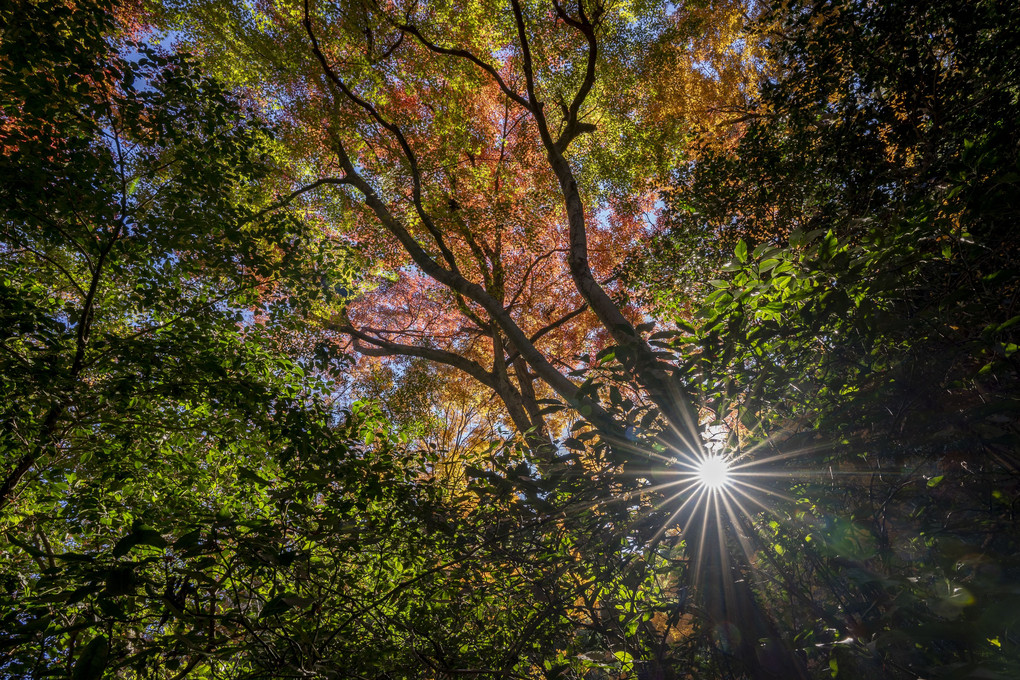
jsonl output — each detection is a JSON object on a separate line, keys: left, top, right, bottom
{"left": 2, "top": 0, "right": 1019, "bottom": 678}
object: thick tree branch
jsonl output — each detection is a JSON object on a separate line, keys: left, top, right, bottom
{"left": 342, "top": 323, "right": 495, "bottom": 389}
{"left": 489, "top": 330, "right": 534, "bottom": 439}
{"left": 300, "top": 1, "right": 641, "bottom": 451}
{"left": 509, "top": 0, "right": 555, "bottom": 150}
{"left": 336, "top": 144, "right": 583, "bottom": 395}
{"left": 514, "top": 2, "right": 694, "bottom": 433}
{"left": 512, "top": 356, "right": 550, "bottom": 448}
{"left": 330, "top": 141, "right": 619, "bottom": 433}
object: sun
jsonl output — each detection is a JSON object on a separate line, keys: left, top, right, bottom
{"left": 696, "top": 455, "right": 731, "bottom": 490}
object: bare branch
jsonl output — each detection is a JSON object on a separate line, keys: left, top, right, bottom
{"left": 504, "top": 248, "right": 566, "bottom": 311}
{"left": 14, "top": 246, "right": 87, "bottom": 297}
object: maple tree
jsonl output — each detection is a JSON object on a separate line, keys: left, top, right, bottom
{"left": 149, "top": 0, "right": 763, "bottom": 460}
{"left": 140, "top": 4, "right": 810, "bottom": 676}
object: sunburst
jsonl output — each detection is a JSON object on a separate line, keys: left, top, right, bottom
{"left": 626, "top": 431, "right": 812, "bottom": 578}
{"left": 694, "top": 454, "right": 731, "bottom": 490}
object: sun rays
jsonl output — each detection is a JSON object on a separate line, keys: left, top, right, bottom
{"left": 558, "top": 404, "right": 877, "bottom": 587}
{"left": 624, "top": 430, "right": 816, "bottom": 581}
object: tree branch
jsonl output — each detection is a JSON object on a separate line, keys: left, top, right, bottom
{"left": 509, "top": 0, "right": 555, "bottom": 150}
{"left": 379, "top": 11, "right": 533, "bottom": 112}
{"left": 503, "top": 303, "right": 590, "bottom": 367}
{"left": 303, "top": 0, "right": 462, "bottom": 276}
{"left": 247, "top": 176, "right": 350, "bottom": 223}
{"left": 553, "top": 0, "right": 603, "bottom": 153}
{"left": 342, "top": 323, "right": 496, "bottom": 388}
{"left": 329, "top": 141, "right": 604, "bottom": 418}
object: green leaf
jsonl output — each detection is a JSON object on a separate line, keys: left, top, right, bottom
{"left": 113, "top": 525, "right": 167, "bottom": 557}
{"left": 735, "top": 239, "right": 748, "bottom": 263}
{"left": 259, "top": 593, "right": 309, "bottom": 619}
{"left": 72, "top": 636, "right": 109, "bottom": 680}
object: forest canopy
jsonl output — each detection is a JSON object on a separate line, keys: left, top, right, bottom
{"left": 2, "top": 0, "right": 1019, "bottom": 678}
